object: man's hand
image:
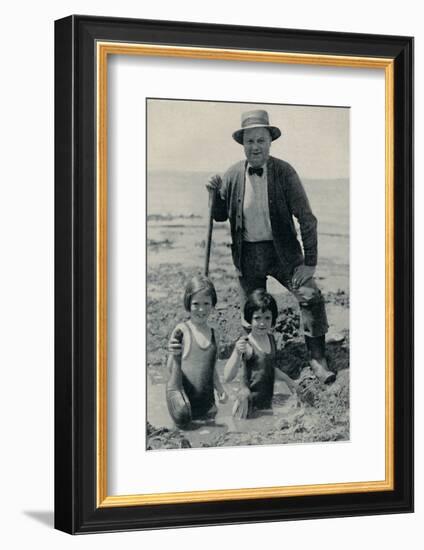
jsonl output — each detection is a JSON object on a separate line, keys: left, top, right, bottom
{"left": 291, "top": 264, "right": 316, "bottom": 289}
{"left": 206, "top": 174, "right": 222, "bottom": 193}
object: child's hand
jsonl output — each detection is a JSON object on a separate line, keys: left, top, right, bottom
{"left": 292, "top": 391, "right": 302, "bottom": 408}
{"left": 235, "top": 337, "right": 250, "bottom": 356}
{"left": 168, "top": 328, "right": 184, "bottom": 355}
{"left": 167, "top": 337, "right": 182, "bottom": 356}
{"left": 238, "top": 386, "right": 251, "bottom": 400}
{"left": 232, "top": 387, "right": 251, "bottom": 419}
{"left": 217, "top": 389, "right": 228, "bottom": 404}
{"left": 289, "top": 383, "right": 302, "bottom": 408}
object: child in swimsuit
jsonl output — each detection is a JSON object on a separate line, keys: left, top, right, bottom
{"left": 166, "top": 275, "right": 227, "bottom": 428}
{"left": 224, "top": 289, "right": 297, "bottom": 418}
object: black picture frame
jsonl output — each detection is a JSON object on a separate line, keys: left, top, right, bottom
{"left": 54, "top": 15, "right": 414, "bottom": 534}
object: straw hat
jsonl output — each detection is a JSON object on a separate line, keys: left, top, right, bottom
{"left": 232, "top": 109, "right": 281, "bottom": 144}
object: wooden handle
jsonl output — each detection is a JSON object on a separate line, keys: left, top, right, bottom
{"left": 204, "top": 188, "right": 216, "bottom": 277}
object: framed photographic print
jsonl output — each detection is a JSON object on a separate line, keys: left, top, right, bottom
{"left": 54, "top": 15, "right": 413, "bottom": 534}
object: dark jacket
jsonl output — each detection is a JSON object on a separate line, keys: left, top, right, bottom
{"left": 212, "top": 156, "right": 317, "bottom": 275}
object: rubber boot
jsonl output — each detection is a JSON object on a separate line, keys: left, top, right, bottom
{"left": 166, "top": 329, "right": 192, "bottom": 428}
{"left": 305, "top": 335, "right": 336, "bottom": 384}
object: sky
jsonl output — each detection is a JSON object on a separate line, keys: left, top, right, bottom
{"left": 147, "top": 99, "right": 349, "bottom": 180}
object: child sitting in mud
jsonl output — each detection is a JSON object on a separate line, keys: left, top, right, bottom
{"left": 224, "top": 289, "right": 297, "bottom": 418}
{"left": 166, "top": 275, "right": 227, "bottom": 428}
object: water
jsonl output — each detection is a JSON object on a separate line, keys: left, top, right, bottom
{"left": 147, "top": 170, "right": 349, "bottom": 281}
{"left": 148, "top": 360, "right": 298, "bottom": 449}
{"left": 147, "top": 170, "right": 349, "bottom": 238}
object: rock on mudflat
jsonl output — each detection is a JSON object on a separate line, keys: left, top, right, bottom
{"left": 275, "top": 418, "right": 290, "bottom": 430}
{"left": 328, "top": 332, "right": 345, "bottom": 344}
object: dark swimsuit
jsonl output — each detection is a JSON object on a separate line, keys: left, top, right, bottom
{"left": 181, "top": 322, "right": 217, "bottom": 419}
{"left": 243, "top": 334, "right": 276, "bottom": 410}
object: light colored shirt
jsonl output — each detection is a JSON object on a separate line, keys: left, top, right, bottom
{"left": 243, "top": 164, "right": 273, "bottom": 242}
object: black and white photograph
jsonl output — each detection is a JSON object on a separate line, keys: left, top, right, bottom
{"left": 0, "top": 0, "right": 418, "bottom": 543}
{"left": 146, "top": 99, "right": 350, "bottom": 450}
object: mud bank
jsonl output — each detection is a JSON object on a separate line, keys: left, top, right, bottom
{"left": 147, "top": 250, "right": 350, "bottom": 450}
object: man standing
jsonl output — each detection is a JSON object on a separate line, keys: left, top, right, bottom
{"left": 207, "top": 109, "right": 335, "bottom": 384}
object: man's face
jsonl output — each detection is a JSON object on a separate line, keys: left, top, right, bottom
{"left": 242, "top": 127, "right": 272, "bottom": 167}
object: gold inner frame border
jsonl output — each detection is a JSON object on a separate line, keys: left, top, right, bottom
{"left": 96, "top": 42, "right": 395, "bottom": 508}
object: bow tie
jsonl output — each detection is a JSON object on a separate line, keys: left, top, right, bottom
{"left": 248, "top": 166, "right": 264, "bottom": 177}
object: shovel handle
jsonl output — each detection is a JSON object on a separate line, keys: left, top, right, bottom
{"left": 204, "top": 188, "right": 216, "bottom": 277}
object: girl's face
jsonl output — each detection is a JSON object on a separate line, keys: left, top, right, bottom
{"left": 250, "top": 308, "right": 273, "bottom": 335}
{"left": 189, "top": 289, "right": 213, "bottom": 324}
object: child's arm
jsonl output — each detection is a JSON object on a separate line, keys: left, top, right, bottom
{"left": 213, "top": 368, "right": 228, "bottom": 403}
{"left": 232, "top": 352, "right": 252, "bottom": 420}
{"left": 223, "top": 347, "right": 240, "bottom": 383}
{"left": 213, "top": 368, "right": 225, "bottom": 394}
{"left": 211, "top": 330, "right": 227, "bottom": 403}
{"left": 166, "top": 323, "right": 187, "bottom": 374}
{"left": 165, "top": 324, "right": 192, "bottom": 427}
{"left": 274, "top": 367, "right": 297, "bottom": 395}
{"left": 223, "top": 337, "right": 252, "bottom": 383}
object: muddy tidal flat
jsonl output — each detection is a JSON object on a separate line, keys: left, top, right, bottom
{"left": 146, "top": 212, "right": 350, "bottom": 451}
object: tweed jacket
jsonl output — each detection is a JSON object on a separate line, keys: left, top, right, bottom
{"left": 212, "top": 156, "right": 318, "bottom": 275}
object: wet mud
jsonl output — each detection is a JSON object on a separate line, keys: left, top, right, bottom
{"left": 146, "top": 225, "right": 350, "bottom": 450}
